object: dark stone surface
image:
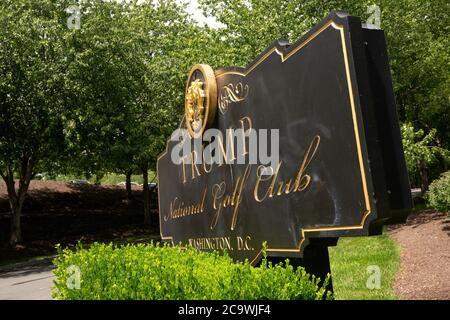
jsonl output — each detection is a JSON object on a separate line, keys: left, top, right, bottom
{"left": 157, "top": 12, "right": 412, "bottom": 267}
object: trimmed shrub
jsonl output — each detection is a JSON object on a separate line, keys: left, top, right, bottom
{"left": 52, "top": 242, "right": 331, "bottom": 300}
{"left": 426, "top": 171, "right": 450, "bottom": 214}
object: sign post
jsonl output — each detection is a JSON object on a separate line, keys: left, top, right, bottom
{"left": 157, "top": 11, "right": 412, "bottom": 291}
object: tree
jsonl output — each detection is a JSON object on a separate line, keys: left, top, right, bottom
{"left": 0, "top": 0, "right": 74, "bottom": 245}
{"left": 372, "top": 0, "right": 450, "bottom": 153}
{"left": 401, "top": 123, "right": 449, "bottom": 192}
{"left": 63, "top": 0, "right": 197, "bottom": 225}
{"left": 130, "top": 0, "right": 197, "bottom": 225}
{"left": 198, "top": 0, "right": 367, "bottom": 67}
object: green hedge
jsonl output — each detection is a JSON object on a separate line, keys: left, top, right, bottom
{"left": 52, "top": 242, "right": 331, "bottom": 300}
{"left": 426, "top": 171, "right": 450, "bottom": 214}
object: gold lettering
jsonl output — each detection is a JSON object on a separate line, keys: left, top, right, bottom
{"left": 292, "top": 135, "right": 320, "bottom": 192}
{"left": 181, "top": 156, "right": 188, "bottom": 184}
{"left": 200, "top": 187, "right": 206, "bottom": 212}
{"left": 190, "top": 150, "right": 201, "bottom": 180}
{"left": 165, "top": 187, "right": 207, "bottom": 221}
{"left": 254, "top": 163, "right": 281, "bottom": 202}
{"left": 210, "top": 165, "right": 251, "bottom": 230}
{"left": 165, "top": 196, "right": 178, "bottom": 221}
{"left": 230, "top": 164, "right": 251, "bottom": 230}
{"left": 268, "top": 163, "right": 282, "bottom": 198}
{"left": 211, "top": 182, "right": 226, "bottom": 229}
{"left": 188, "top": 237, "right": 232, "bottom": 251}
{"left": 217, "top": 133, "right": 235, "bottom": 166}
{"left": 253, "top": 135, "right": 320, "bottom": 202}
{"left": 239, "top": 116, "right": 252, "bottom": 156}
{"left": 202, "top": 152, "right": 212, "bottom": 173}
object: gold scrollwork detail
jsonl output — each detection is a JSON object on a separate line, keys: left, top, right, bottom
{"left": 184, "top": 64, "right": 217, "bottom": 139}
{"left": 186, "top": 79, "right": 206, "bottom": 133}
{"left": 218, "top": 82, "right": 249, "bottom": 114}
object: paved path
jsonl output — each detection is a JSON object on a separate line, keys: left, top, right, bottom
{"left": 0, "top": 258, "right": 54, "bottom": 300}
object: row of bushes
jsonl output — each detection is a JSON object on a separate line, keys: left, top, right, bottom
{"left": 426, "top": 171, "right": 450, "bottom": 215}
{"left": 52, "top": 242, "right": 332, "bottom": 300}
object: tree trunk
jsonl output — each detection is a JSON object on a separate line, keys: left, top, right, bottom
{"left": 142, "top": 165, "right": 151, "bottom": 225}
{"left": 125, "top": 170, "right": 133, "bottom": 201}
{"left": 1, "top": 157, "right": 34, "bottom": 246}
{"left": 419, "top": 161, "right": 429, "bottom": 193}
{"left": 10, "top": 201, "right": 22, "bottom": 246}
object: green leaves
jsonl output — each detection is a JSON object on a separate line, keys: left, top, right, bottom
{"left": 426, "top": 171, "right": 450, "bottom": 214}
{"left": 52, "top": 242, "right": 331, "bottom": 300}
{"left": 401, "top": 123, "right": 449, "bottom": 178}
{"left": 0, "top": 0, "right": 199, "bottom": 177}
{"left": 62, "top": 0, "right": 197, "bottom": 175}
{"left": 0, "top": 0, "right": 72, "bottom": 169}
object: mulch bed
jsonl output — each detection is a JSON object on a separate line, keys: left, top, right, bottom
{"left": 387, "top": 209, "right": 450, "bottom": 300}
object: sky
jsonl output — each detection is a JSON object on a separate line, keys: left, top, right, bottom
{"left": 183, "top": 0, "right": 223, "bottom": 29}
{"left": 126, "top": 0, "right": 224, "bottom": 29}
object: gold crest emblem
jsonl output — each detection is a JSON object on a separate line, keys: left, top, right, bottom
{"left": 185, "top": 64, "right": 217, "bottom": 138}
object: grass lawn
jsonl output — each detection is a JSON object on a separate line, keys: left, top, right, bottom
{"left": 329, "top": 230, "right": 400, "bottom": 300}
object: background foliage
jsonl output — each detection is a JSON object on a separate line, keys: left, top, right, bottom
{"left": 426, "top": 171, "right": 450, "bottom": 214}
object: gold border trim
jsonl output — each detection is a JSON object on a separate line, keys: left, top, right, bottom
{"left": 216, "top": 21, "right": 337, "bottom": 78}
{"left": 158, "top": 20, "right": 372, "bottom": 265}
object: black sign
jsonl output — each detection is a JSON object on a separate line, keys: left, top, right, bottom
{"left": 157, "top": 11, "right": 412, "bottom": 265}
